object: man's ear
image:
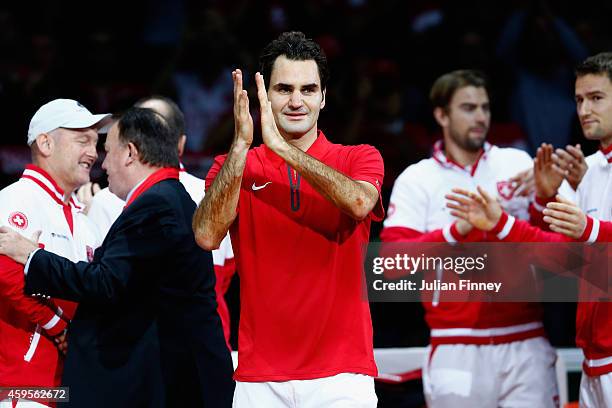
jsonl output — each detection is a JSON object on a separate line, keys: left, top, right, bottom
{"left": 126, "top": 142, "right": 139, "bottom": 165}
{"left": 177, "top": 135, "right": 187, "bottom": 158}
{"left": 34, "top": 133, "right": 54, "bottom": 157}
{"left": 433, "top": 107, "right": 449, "bottom": 128}
{"left": 320, "top": 89, "right": 326, "bottom": 110}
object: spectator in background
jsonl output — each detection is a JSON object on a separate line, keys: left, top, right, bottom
{"left": 166, "top": 9, "right": 241, "bottom": 154}
{"left": 381, "top": 70, "right": 559, "bottom": 407}
{"left": 448, "top": 53, "right": 612, "bottom": 400}
{"left": 0, "top": 9, "right": 28, "bottom": 146}
{"left": 497, "top": 1, "right": 588, "bottom": 153}
{"left": 344, "top": 59, "right": 417, "bottom": 187}
{"left": 0, "top": 107, "right": 235, "bottom": 407}
{"left": 0, "top": 99, "right": 108, "bottom": 407}
{"left": 87, "top": 95, "right": 236, "bottom": 348}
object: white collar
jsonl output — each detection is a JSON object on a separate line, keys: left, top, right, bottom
{"left": 124, "top": 176, "right": 148, "bottom": 204}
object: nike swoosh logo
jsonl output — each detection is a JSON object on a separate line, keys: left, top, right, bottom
{"left": 252, "top": 182, "right": 272, "bottom": 191}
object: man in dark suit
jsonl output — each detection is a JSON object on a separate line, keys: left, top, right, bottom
{"left": 0, "top": 107, "right": 235, "bottom": 407}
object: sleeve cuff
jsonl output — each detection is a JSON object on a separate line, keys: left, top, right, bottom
{"left": 442, "top": 223, "right": 465, "bottom": 243}
{"left": 24, "top": 248, "right": 42, "bottom": 276}
{"left": 532, "top": 195, "right": 555, "bottom": 212}
{"left": 358, "top": 178, "right": 385, "bottom": 222}
{"left": 43, "top": 314, "right": 67, "bottom": 337}
{"left": 490, "top": 212, "right": 516, "bottom": 240}
{"left": 579, "top": 216, "right": 600, "bottom": 243}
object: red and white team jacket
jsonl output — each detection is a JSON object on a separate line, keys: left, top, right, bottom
{"left": 381, "top": 141, "right": 547, "bottom": 345}
{"left": 0, "top": 165, "right": 100, "bottom": 387}
{"left": 87, "top": 165, "right": 235, "bottom": 347}
{"left": 492, "top": 146, "right": 612, "bottom": 376}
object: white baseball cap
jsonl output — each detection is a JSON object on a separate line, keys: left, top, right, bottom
{"left": 27, "top": 99, "right": 112, "bottom": 146}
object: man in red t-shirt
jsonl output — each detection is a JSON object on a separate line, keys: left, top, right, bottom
{"left": 193, "top": 31, "right": 384, "bottom": 407}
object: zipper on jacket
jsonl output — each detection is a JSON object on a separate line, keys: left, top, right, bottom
{"left": 287, "top": 165, "right": 301, "bottom": 211}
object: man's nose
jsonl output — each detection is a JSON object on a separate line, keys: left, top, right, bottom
{"left": 89, "top": 145, "right": 98, "bottom": 161}
{"left": 475, "top": 108, "right": 488, "bottom": 123}
{"left": 288, "top": 91, "right": 303, "bottom": 108}
{"left": 578, "top": 100, "right": 591, "bottom": 117}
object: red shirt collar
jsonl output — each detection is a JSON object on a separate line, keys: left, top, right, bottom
{"left": 124, "top": 167, "right": 180, "bottom": 208}
{"left": 21, "top": 164, "right": 83, "bottom": 209}
{"left": 432, "top": 140, "right": 491, "bottom": 176}
{"left": 264, "top": 130, "right": 331, "bottom": 167}
{"left": 600, "top": 143, "right": 612, "bottom": 163}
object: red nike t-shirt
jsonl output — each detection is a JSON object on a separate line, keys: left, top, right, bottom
{"left": 206, "top": 131, "right": 384, "bottom": 381}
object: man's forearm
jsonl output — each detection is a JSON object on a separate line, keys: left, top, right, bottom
{"left": 193, "top": 142, "right": 248, "bottom": 249}
{"left": 25, "top": 249, "right": 137, "bottom": 304}
{"left": 0, "top": 257, "right": 67, "bottom": 335}
{"left": 275, "top": 142, "right": 377, "bottom": 221}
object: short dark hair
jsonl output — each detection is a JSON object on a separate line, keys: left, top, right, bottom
{"left": 259, "top": 31, "right": 329, "bottom": 90}
{"left": 430, "top": 70, "right": 488, "bottom": 110}
{"left": 575, "top": 52, "right": 612, "bottom": 82}
{"left": 134, "top": 95, "right": 185, "bottom": 138}
{"left": 117, "top": 107, "right": 179, "bottom": 168}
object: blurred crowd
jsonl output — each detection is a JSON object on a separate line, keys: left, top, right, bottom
{"left": 0, "top": 0, "right": 610, "bottom": 350}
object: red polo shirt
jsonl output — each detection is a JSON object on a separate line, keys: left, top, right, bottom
{"left": 206, "top": 131, "right": 384, "bottom": 381}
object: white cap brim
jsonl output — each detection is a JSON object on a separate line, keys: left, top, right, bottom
{"left": 27, "top": 99, "right": 113, "bottom": 145}
{"left": 61, "top": 112, "right": 112, "bottom": 132}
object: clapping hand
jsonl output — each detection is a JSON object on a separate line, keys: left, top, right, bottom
{"left": 543, "top": 195, "right": 587, "bottom": 239}
{"left": 534, "top": 143, "right": 565, "bottom": 199}
{"left": 255, "top": 72, "right": 287, "bottom": 152}
{"left": 552, "top": 144, "right": 587, "bottom": 191}
{"left": 76, "top": 182, "right": 100, "bottom": 215}
{"left": 508, "top": 168, "right": 534, "bottom": 197}
{"left": 232, "top": 69, "right": 254, "bottom": 149}
{"left": 446, "top": 186, "right": 503, "bottom": 232}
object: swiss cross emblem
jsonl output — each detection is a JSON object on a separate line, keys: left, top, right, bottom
{"left": 496, "top": 181, "right": 514, "bottom": 201}
{"left": 8, "top": 212, "right": 28, "bottom": 229}
{"left": 86, "top": 246, "right": 94, "bottom": 262}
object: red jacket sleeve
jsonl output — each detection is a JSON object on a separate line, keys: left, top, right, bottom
{"left": 598, "top": 219, "right": 612, "bottom": 241}
{"left": 491, "top": 212, "right": 611, "bottom": 243}
{"left": 0, "top": 255, "right": 67, "bottom": 336}
{"left": 579, "top": 217, "right": 611, "bottom": 243}
{"left": 528, "top": 196, "right": 555, "bottom": 231}
{"left": 380, "top": 223, "right": 468, "bottom": 243}
{"left": 490, "top": 212, "right": 573, "bottom": 243}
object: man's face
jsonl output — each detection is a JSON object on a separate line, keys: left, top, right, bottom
{"left": 440, "top": 86, "right": 490, "bottom": 152}
{"left": 102, "top": 123, "right": 131, "bottom": 200}
{"left": 49, "top": 127, "right": 98, "bottom": 192}
{"left": 268, "top": 55, "right": 325, "bottom": 140}
{"left": 575, "top": 73, "right": 612, "bottom": 145}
